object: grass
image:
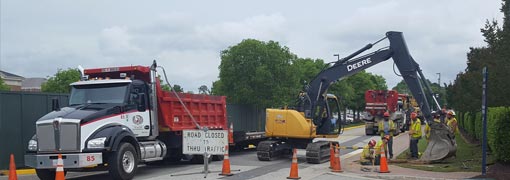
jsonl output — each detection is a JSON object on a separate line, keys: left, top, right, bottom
{"left": 395, "top": 132, "right": 495, "bottom": 172}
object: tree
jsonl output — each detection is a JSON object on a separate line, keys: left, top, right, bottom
{"left": 0, "top": 77, "right": 10, "bottom": 91}
{"left": 214, "top": 39, "right": 297, "bottom": 107}
{"left": 198, "top": 85, "right": 211, "bottom": 95}
{"left": 41, "top": 68, "right": 81, "bottom": 93}
{"left": 172, "top": 85, "right": 183, "bottom": 93}
{"left": 448, "top": 0, "right": 510, "bottom": 112}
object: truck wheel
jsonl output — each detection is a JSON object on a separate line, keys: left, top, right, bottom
{"left": 212, "top": 155, "right": 224, "bottom": 161}
{"left": 109, "top": 143, "right": 138, "bottom": 180}
{"left": 36, "top": 169, "right": 67, "bottom": 180}
{"left": 190, "top": 154, "right": 213, "bottom": 164}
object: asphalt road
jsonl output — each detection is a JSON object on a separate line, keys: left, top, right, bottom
{"left": 3, "top": 125, "right": 377, "bottom": 180}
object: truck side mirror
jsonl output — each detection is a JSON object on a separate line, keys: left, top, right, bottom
{"left": 137, "top": 93, "right": 146, "bottom": 112}
{"left": 52, "top": 98, "right": 60, "bottom": 111}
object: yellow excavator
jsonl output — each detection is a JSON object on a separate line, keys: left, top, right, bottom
{"left": 256, "top": 31, "right": 457, "bottom": 163}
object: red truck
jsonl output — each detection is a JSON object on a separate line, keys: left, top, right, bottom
{"left": 24, "top": 61, "right": 231, "bottom": 180}
{"left": 363, "top": 90, "right": 408, "bottom": 135}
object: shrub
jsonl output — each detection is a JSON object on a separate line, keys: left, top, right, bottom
{"left": 487, "top": 107, "right": 510, "bottom": 163}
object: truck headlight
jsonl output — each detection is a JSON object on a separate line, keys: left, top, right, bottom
{"left": 87, "top": 137, "right": 107, "bottom": 149}
{"left": 28, "top": 139, "right": 38, "bottom": 151}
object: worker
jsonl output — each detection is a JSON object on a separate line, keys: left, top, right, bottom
{"left": 446, "top": 110, "right": 458, "bottom": 134}
{"left": 424, "top": 111, "right": 441, "bottom": 142}
{"left": 360, "top": 139, "right": 377, "bottom": 165}
{"left": 409, "top": 112, "right": 422, "bottom": 159}
{"left": 374, "top": 135, "right": 390, "bottom": 165}
{"left": 378, "top": 111, "right": 395, "bottom": 159}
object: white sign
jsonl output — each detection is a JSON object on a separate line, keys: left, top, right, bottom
{"left": 183, "top": 130, "right": 228, "bottom": 155}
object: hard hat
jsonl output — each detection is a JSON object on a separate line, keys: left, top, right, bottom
{"left": 383, "top": 135, "right": 390, "bottom": 141}
{"left": 411, "top": 112, "right": 417, "bottom": 119}
{"left": 368, "top": 139, "right": 376, "bottom": 147}
{"left": 448, "top": 110, "right": 456, "bottom": 116}
{"left": 383, "top": 112, "right": 390, "bottom": 117}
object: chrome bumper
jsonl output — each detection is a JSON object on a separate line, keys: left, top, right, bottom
{"left": 25, "top": 153, "right": 103, "bottom": 169}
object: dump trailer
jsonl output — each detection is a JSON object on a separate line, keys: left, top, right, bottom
{"left": 24, "top": 61, "right": 231, "bottom": 180}
{"left": 257, "top": 31, "right": 456, "bottom": 164}
{"left": 363, "top": 90, "right": 407, "bottom": 136}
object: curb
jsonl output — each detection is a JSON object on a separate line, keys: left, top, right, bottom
{"left": 0, "top": 168, "right": 36, "bottom": 175}
{"left": 344, "top": 124, "right": 365, "bottom": 131}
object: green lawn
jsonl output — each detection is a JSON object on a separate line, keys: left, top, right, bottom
{"left": 395, "top": 132, "right": 494, "bottom": 172}
{"left": 343, "top": 121, "right": 364, "bottom": 129}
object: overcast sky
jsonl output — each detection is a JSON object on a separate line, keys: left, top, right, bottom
{"left": 0, "top": 0, "right": 504, "bottom": 92}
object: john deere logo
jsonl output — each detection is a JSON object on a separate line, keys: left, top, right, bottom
{"left": 132, "top": 115, "right": 143, "bottom": 125}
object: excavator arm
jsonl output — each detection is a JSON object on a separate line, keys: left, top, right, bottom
{"left": 299, "top": 31, "right": 456, "bottom": 161}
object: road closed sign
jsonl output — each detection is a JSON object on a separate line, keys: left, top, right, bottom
{"left": 183, "top": 130, "right": 228, "bottom": 155}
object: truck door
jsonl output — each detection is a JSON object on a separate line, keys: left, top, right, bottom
{"left": 128, "top": 82, "right": 151, "bottom": 137}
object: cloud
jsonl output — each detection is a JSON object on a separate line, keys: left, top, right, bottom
{"left": 99, "top": 26, "right": 142, "bottom": 56}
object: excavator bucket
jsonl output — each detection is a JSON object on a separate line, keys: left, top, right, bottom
{"left": 420, "top": 122, "right": 457, "bottom": 162}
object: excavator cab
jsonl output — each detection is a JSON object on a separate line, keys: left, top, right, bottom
{"left": 315, "top": 94, "right": 342, "bottom": 135}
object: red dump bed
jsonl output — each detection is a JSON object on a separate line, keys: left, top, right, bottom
{"left": 365, "top": 90, "right": 399, "bottom": 116}
{"left": 84, "top": 65, "right": 228, "bottom": 132}
{"left": 155, "top": 81, "right": 227, "bottom": 132}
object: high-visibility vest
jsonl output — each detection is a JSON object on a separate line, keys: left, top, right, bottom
{"left": 410, "top": 118, "right": 422, "bottom": 139}
{"left": 447, "top": 117, "right": 458, "bottom": 133}
{"left": 360, "top": 145, "right": 374, "bottom": 161}
{"left": 379, "top": 120, "right": 395, "bottom": 137}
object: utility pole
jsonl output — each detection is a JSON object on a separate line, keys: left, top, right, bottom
{"left": 436, "top": 73, "right": 441, "bottom": 86}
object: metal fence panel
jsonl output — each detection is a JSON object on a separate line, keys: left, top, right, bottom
{"left": 227, "top": 104, "right": 266, "bottom": 132}
{"left": 0, "top": 91, "right": 69, "bottom": 169}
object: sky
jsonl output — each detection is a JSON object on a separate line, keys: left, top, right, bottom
{"left": 0, "top": 0, "right": 504, "bottom": 92}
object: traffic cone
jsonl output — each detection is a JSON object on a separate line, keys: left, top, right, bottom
{"left": 219, "top": 145, "right": 234, "bottom": 176}
{"left": 8, "top": 154, "right": 17, "bottom": 180}
{"left": 329, "top": 142, "right": 334, "bottom": 169}
{"left": 228, "top": 122, "right": 234, "bottom": 144}
{"left": 378, "top": 143, "right": 390, "bottom": 173}
{"left": 287, "top": 148, "right": 300, "bottom": 179}
{"left": 55, "top": 154, "right": 65, "bottom": 180}
{"left": 331, "top": 144, "right": 343, "bottom": 173}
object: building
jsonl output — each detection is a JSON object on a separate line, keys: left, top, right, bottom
{"left": 22, "top": 78, "right": 47, "bottom": 92}
{"left": 0, "top": 70, "right": 24, "bottom": 91}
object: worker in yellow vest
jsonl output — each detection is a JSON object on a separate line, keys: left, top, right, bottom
{"left": 374, "top": 135, "right": 390, "bottom": 165}
{"left": 446, "top": 110, "right": 458, "bottom": 134}
{"left": 378, "top": 111, "right": 395, "bottom": 159}
{"left": 409, "top": 112, "right": 422, "bottom": 159}
{"left": 360, "top": 139, "right": 376, "bottom": 165}
{"left": 425, "top": 111, "right": 441, "bottom": 142}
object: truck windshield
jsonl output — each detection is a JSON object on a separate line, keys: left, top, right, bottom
{"left": 69, "top": 83, "right": 129, "bottom": 105}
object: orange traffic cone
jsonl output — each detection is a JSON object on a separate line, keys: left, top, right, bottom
{"left": 8, "top": 154, "right": 17, "bottom": 180}
{"left": 55, "top": 154, "right": 65, "bottom": 180}
{"left": 287, "top": 148, "right": 300, "bottom": 179}
{"left": 228, "top": 123, "right": 234, "bottom": 144}
{"left": 329, "top": 142, "right": 334, "bottom": 169}
{"left": 331, "top": 144, "right": 343, "bottom": 173}
{"left": 219, "top": 145, "right": 234, "bottom": 176}
{"left": 378, "top": 143, "right": 390, "bottom": 173}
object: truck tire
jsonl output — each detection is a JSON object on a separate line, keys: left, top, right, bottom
{"left": 212, "top": 155, "right": 224, "bottom": 161}
{"left": 109, "top": 142, "right": 138, "bottom": 180}
{"left": 36, "top": 169, "right": 66, "bottom": 180}
{"left": 190, "top": 154, "right": 213, "bottom": 164}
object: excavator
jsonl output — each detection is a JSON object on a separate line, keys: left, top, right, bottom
{"left": 256, "top": 31, "right": 456, "bottom": 163}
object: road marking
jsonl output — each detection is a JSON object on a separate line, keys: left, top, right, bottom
{"left": 341, "top": 149, "right": 363, "bottom": 159}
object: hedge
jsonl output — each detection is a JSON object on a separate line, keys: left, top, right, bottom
{"left": 460, "top": 107, "right": 510, "bottom": 163}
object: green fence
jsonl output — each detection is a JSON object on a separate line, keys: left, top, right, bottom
{"left": 226, "top": 104, "right": 266, "bottom": 132}
{"left": 0, "top": 91, "right": 69, "bottom": 169}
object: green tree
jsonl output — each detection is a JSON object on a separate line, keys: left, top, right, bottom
{"left": 198, "top": 85, "right": 211, "bottom": 95}
{"left": 214, "top": 39, "right": 297, "bottom": 107}
{"left": 370, "top": 74, "right": 388, "bottom": 90}
{"left": 172, "top": 84, "right": 183, "bottom": 93}
{"left": 0, "top": 77, "right": 10, "bottom": 91}
{"left": 41, "top": 68, "right": 81, "bottom": 93}
{"left": 448, "top": 0, "right": 510, "bottom": 113}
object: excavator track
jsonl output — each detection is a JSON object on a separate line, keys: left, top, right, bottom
{"left": 305, "top": 141, "right": 332, "bottom": 164}
{"left": 256, "top": 140, "right": 291, "bottom": 161}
